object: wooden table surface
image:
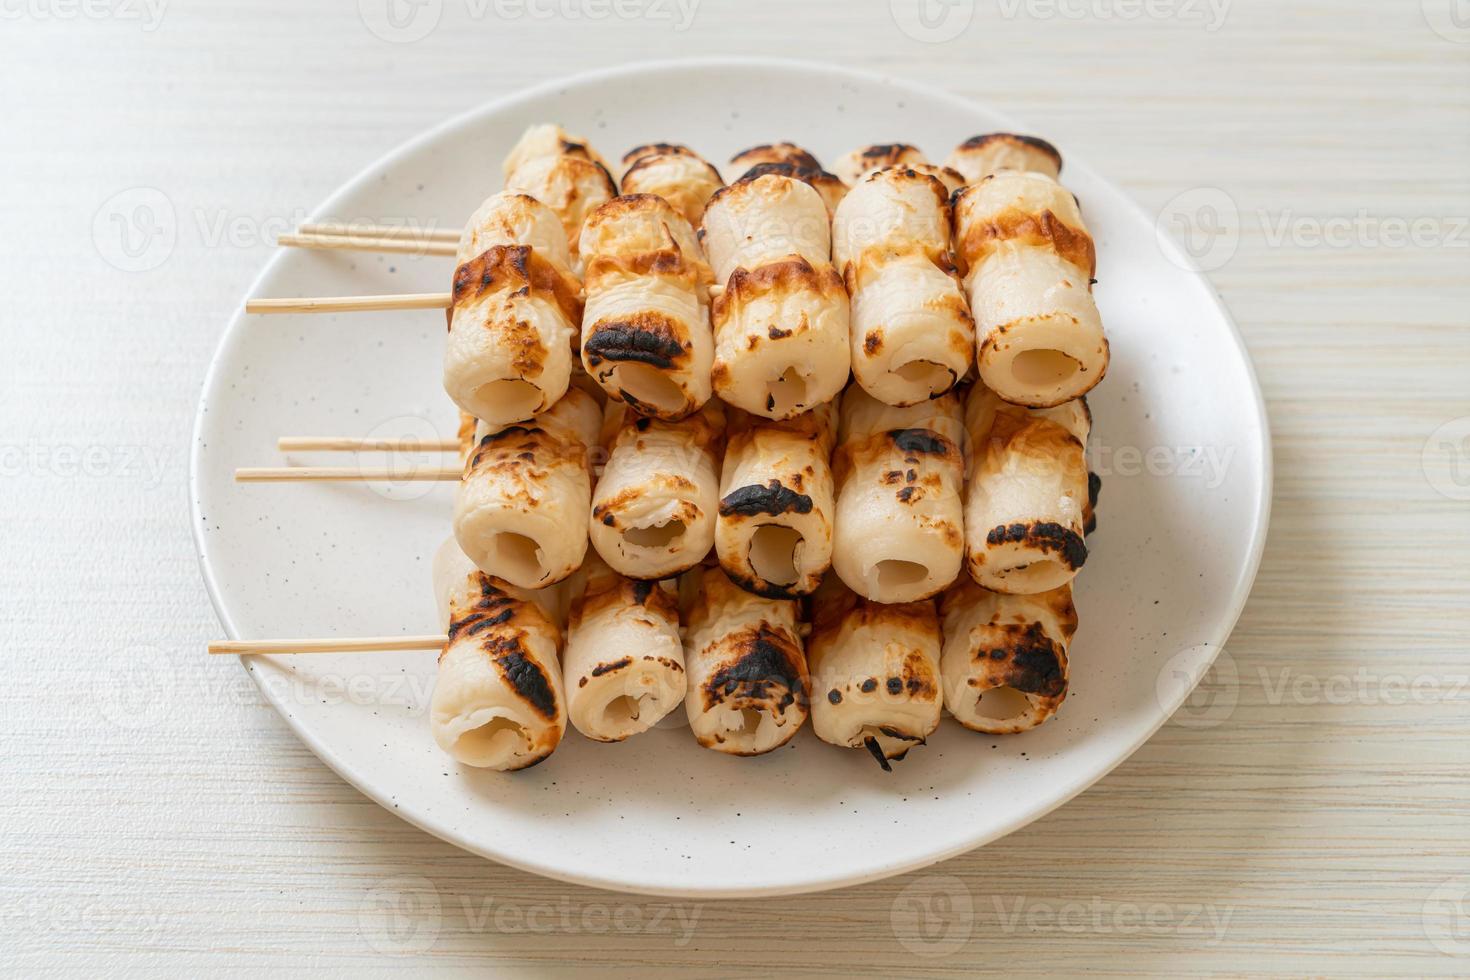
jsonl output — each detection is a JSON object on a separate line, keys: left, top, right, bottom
{"left": 3, "top": 1, "right": 1467, "bottom": 974}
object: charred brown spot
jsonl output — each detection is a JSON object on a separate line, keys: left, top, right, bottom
{"left": 451, "top": 244, "right": 583, "bottom": 323}
{"left": 704, "top": 625, "right": 807, "bottom": 711}
{"left": 722, "top": 565, "right": 804, "bottom": 600}
{"left": 622, "top": 142, "right": 690, "bottom": 164}
{"left": 863, "top": 331, "right": 883, "bottom": 356}
{"left": 994, "top": 623, "right": 1067, "bottom": 698}
{"left": 583, "top": 313, "right": 687, "bottom": 369}
{"left": 957, "top": 133, "right": 1063, "bottom": 170}
{"left": 864, "top": 736, "right": 893, "bottom": 772}
{"left": 730, "top": 143, "right": 823, "bottom": 170}
{"left": 961, "top": 206, "right": 1095, "bottom": 278}
{"left": 897, "top": 486, "right": 919, "bottom": 504}
{"left": 736, "top": 161, "right": 842, "bottom": 194}
{"left": 719, "top": 479, "right": 813, "bottom": 518}
{"left": 768, "top": 325, "right": 792, "bottom": 340}
{"left": 486, "top": 640, "right": 559, "bottom": 720}
{"left": 828, "top": 689, "right": 842, "bottom": 704}
{"left": 889, "top": 429, "right": 952, "bottom": 456}
{"left": 631, "top": 579, "right": 655, "bottom": 604}
{"left": 591, "top": 657, "right": 632, "bottom": 678}
{"left": 985, "top": 521, "right": 1088, "bottom": 571}
{"left": 860, "top": 678, "right": 878, "bottom": 693}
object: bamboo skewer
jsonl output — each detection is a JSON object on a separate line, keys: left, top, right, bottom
{"left": 278, "top": 233, "right": 457, "bottom": 257}
{"left": 209, "top": 635, "right": 444, "bottom": 655}
{"left": 299, "top": 222, "right": 459, "bottom": 243}
{"left": 245, "top": 293, "right": 451, "bottom": 314}
{"left": 277, "top": 436, "right": 461, "bottom": 453}
{"left": 235, "top": 466, "right": 462, "bottom": 482}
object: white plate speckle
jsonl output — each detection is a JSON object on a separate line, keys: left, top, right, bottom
{"left": 191, "top": 57, "right": 1271, "bottom": 898}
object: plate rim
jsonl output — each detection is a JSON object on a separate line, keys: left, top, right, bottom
{"left": 190, "top": 55, "right": 1274, "bottom": 898}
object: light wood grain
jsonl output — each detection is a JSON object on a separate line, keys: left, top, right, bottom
{"left": 2, "top": 1, "right": 1467, "bottom": 975}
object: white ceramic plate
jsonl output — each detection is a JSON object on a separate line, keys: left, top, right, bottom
{"left": 192, "top": 57, "right": 1270, "bottom": 898}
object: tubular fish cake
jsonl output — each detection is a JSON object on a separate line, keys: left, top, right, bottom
{"left": 715, "top": 402, "right": 837, "bottom": 598}
{"left": 833, "top": 167, "right": 974, "bottom": 406}
{"left": 952, "top": 170, "right": 1108, "bottom": 408}
{"left": 453, "top": 386, "right": 601, "bottom": 589}
{"left": 963, "top": 383, "right": 1090, "bottom": 595}
{"left": 939, "top": 576, "right": 1075, "bottom": 734}
{"left": 579, "top": 193, "right": 714, "bottom": 420}
{"left": 445, "top": 192, "right": 584, "bottom": 428}
{"left": 681, "top": 565, "right": 811, "bottom": 756}
{"left": 589, "top": 400, "right": 724, "bottom": 580}
{"left": 430, "top": 538, "right": 568, "bottom": 771}
{"left": 831, "top": 386, "right": 965, "bottom": 603}
{"left": 806, "top": 576, "right": 942, "bottom": 768}
{"left": 563, "top": 552, "right": 686, "bottom": 742}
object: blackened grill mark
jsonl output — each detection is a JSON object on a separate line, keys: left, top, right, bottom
{"left": 957, "top": 133, "right": 1063, "bottom": 169}
{"left": 897, "top": 486, "right": 918, "bottom": 504}
{"left": 986, "top": 521, "right": 1088, "bottom": 570}
{"left": 864, "top": 736, "right": 894, "bottom": 772}
{"left": 491, "top": 643, "right": 559, "bottom": 719}
{"left": 889, "top": 429, "right": 949, "bottom": 456}
{"left": 462, "top": 608, "right": 516, "bottom": 634}
{"left": 1006, "top": 625, "right": 1067, "bottom": 697}
{"left": 705, "top": 626, "right": 805, "bottom": 710}
{"left": 583, "top": 324, "right": 685, "bottom": 369}
{"left": 718, "top": 479, "right": 814, "bottom": 518}
{"left": 591, "top": 657, "right": 632, "bottom": 677}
